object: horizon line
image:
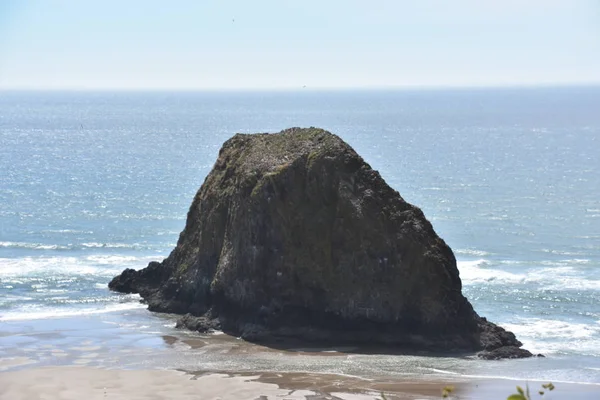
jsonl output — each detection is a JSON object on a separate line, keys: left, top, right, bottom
{"left": 1, "top": 82, "right": 600, "bottom": 93}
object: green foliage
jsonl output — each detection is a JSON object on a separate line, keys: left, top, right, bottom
{"left": 177, "top": 261, "right": 189, "bottom": 273}
{"left": 378, "top": 382, "right": 555, "bottom": 400}
{"left": 507, "top": 382, "right": 554, "bottom": 400}
{"left": 442, "top": 385, "right": 454, "bottom": 398}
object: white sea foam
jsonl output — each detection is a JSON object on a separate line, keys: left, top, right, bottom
{"left": 575, "top": 235, "right": 600, "bottom": 239}
{"left": 501, "top": 318, "right": 600, "bottom": 355}
{"left": 0, "top": 257, "right": 120, "bottom": 278}
{"left": 81, "top": 242, "right": 141, "bottom": 249}
{"left": 458, "top": 259, "right": 525, "bottom": 285}
{"left": 0, "top": 255, "right": 159, "bottom": 279}
{"left": 41, "top": 229, "right": 94, "bottom": 234}
{"left": 539, "top": 258, "right": 592, "bottom": 266}
{"left": 503, "top": 318, "right": 600, "bottom": 340}
{"left": 419, "top": 367, "right": 460, "bottom": 375}
{"left": 457, "top": 259, "right": 600, "bottom": 290}
{"left": 0, "top": 241, "right": 151, "bottom": 251}
{"left": 0, "top": 241, "right": 70, "bottom": 250}
{"left": 542, "top": 267, "right": 600, "bottom": 291}
{"left": 86, "top": 255, "right": 160, "bottom": 265}
{"left": 1, "top": 295, "right": 34, "bottom": 302}
{"left": 48, "top": 296, "right": 120, "bottom": 305}
{"left": 31, "top": 283, "right": 48, "bottom": 290}
{"left": 0, "top": 300, "right": 146, "bottom": 322}
{"left": 453, "top": 373, "right": 600, "bottom": 386}
{"left": 540, "top": 248, "right": 589, "bottom": 257}
{"left": 422, "top": 364, "right": 590, "bottom": 385}
{"left": 454, "top": 248, "right": 491, "bottom": 257}
{"left": 156, "top": 230, "right": 180, "bottom": 236}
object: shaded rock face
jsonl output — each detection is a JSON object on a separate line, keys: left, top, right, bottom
{"left": 109, "top": 127, "right": 531, "bottom": 359}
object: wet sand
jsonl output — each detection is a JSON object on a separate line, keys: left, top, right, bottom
{"left": 1, "top": 363, "right": 599, "bottom": 400}
{"left": 0, "top": 365, "right": 449, "bottom": 400}
{"left": 1, "top": 312, "right": 599, "bottom": 399}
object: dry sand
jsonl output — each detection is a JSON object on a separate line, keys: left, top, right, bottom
{"left": 0, "top": 367, "right": 309, "bottom": 400}
{"left": 0, "top": 366, "right": 449, "bottom": 400}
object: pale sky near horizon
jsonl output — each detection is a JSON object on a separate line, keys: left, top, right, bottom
{"left": 0, "top": 1, "right": 599, "bottom": 90}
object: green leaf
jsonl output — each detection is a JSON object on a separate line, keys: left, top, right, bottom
{"left": 442, "top": 385, "right": 454, "bottom": 398}
{"left": 507, "top": 395, "right": 527, "bottom": 400}
{"left": 443, "top": 385, "right": 454, "bottom": 393}
{"left": 517, "top": 386, "right": 525, "bottom": 395}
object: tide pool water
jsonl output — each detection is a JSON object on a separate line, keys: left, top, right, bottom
{"left": 0, "top": 88, "right": 599, "bottom": 383}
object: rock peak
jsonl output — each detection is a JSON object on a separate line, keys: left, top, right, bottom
{"left": 217, "top": 127, "right": 357, "bottom": 176}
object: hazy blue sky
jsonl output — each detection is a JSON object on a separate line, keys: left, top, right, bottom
{"left": 1, "top": 0, "right": 599, "bottom": 90}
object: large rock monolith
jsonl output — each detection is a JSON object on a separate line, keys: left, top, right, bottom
{"left": 109, "top": 127, "right": 531, "bottom": 359}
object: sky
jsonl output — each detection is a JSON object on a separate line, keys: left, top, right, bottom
{"left": 0, "top": 0, "right": 599, "bottom": 90}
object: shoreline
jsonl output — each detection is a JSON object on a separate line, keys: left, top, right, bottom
{"left": 1, "top": 363, "right": 599, "bottom": 400}
{"left": 1, "top": 311, "right": 599, "bottom": 398}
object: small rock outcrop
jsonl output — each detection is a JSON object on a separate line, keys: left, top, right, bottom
{"left": 109, "top": 127, "right": 532, "bottom": 359}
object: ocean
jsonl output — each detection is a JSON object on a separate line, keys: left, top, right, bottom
{"left": 0, "top": 88, "right": 599, "bottom": 386}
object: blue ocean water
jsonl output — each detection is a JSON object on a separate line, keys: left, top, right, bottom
{"left": 0, "top": 88, "right": 599, "bottom": 383}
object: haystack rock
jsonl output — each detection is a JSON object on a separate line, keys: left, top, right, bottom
{"left": 110, "top": 127, "right": 532, "bottom": 359}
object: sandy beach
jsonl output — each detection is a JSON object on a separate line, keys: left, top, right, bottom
{"left": 1, "top": 312, "right": 599, "bottom": 400}
{"left": 0, "top": 364, "right": 479, "bottom": 400}
{"left": 2, "top": 360, "right": 599, "bottom": 400}
{"left": 0, "top": 366, "right": 320, "bottom": 400}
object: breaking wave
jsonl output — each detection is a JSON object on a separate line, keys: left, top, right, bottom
{"left": 0, "top": 255, "right": 160, "bottom": 281}
{"left": 501, "top": 318, "right": 600, "bottom": 356}
{"left": 457, "top": 258, "right": 600, "bottom": 290}
{"left": 0, "top": 300, "right": 146, "bottom": 322}
{"left": 0, "top": 241, "right": 154, "bottom": 251}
